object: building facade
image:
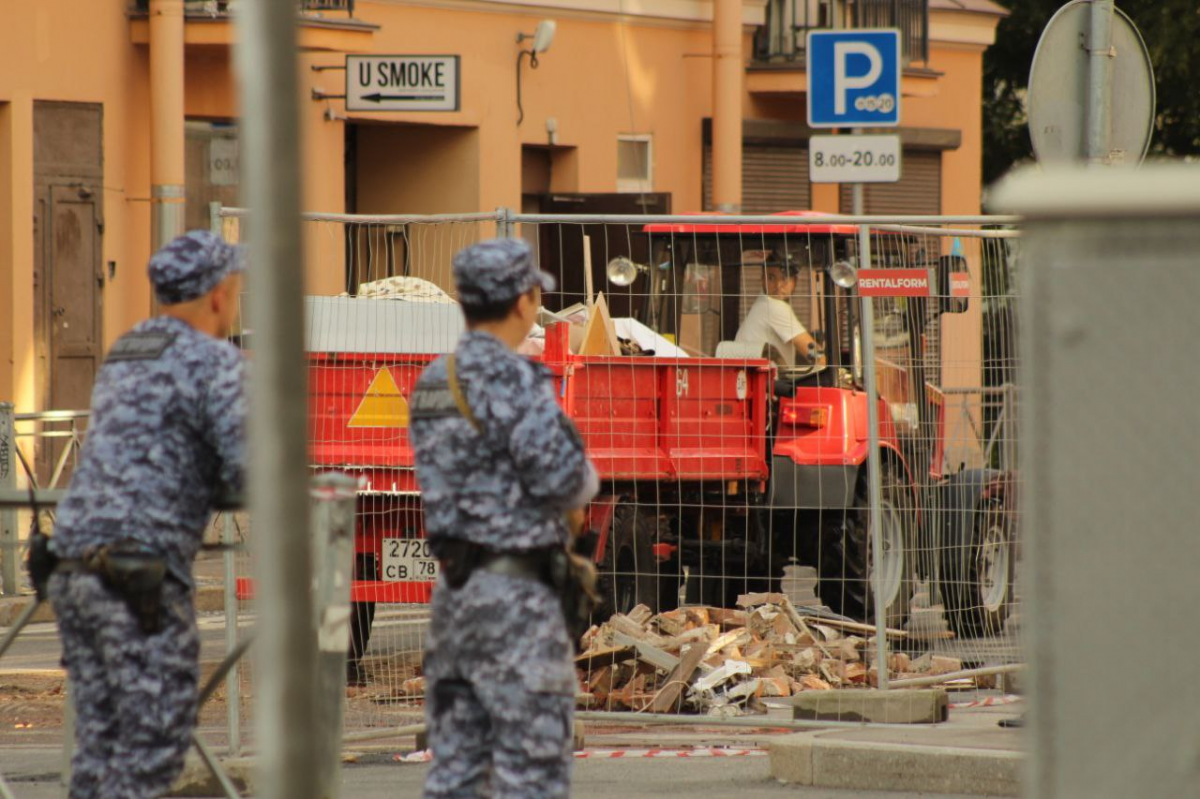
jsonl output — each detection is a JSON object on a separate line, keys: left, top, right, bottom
{"left": 0, "top": 0, "right": 1003, "bottom": 419}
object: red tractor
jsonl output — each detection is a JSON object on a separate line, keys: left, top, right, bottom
{"left": 596, "top": 212, "right": 1018, "bottom": 634}
{"left": 293, "top": 212, "right": 1018, "bottom": 664}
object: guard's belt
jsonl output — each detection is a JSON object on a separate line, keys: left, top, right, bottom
{"left": 52, "top": 558, "right": 91, "bottom": 573}
{"left": 477, "top": 550, "right": 554, "bottom": 582}
{"left": 52, "top": 544, "right": 168, "bottom": 635}
{"left": 435, "top": 539, "right": 555, "bottom": 589}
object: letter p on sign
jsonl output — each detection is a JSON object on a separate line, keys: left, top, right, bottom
{"left": 807, "top": 30, "right": 901, "bottom": 128}
{"left": 833, "top": 42, "right": 882, "bottom": 115}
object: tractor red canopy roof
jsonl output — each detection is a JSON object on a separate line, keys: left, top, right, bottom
{"left": 641, "top": 210, "right": 863, "bottom": 236}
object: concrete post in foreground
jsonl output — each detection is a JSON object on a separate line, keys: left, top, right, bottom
{"left": 310, "top": 473, "right": 357, "bottom": 798}
{"left": 233, "top": 0, "right": 316, "bottom": 795}
{"left": 994, "top": 165, "right": 1200, "bottom": 799}
{"left": 222, "top": 513, "right": 241, "bottom": 757}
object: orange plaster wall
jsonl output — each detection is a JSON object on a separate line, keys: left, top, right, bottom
{"left": 335, "top": 3, "right": 715, "bottom": 215}
{"left": 906, "top": 45, "right": 986, "bottom": 216}
{"left": 0, "top": 0, "right": 151, "bottom": 411}
{"left": 909, "top": 42, "right": 991, "bottom": 435}
{"left": 1, "top": 0, "right": 998, "bottom": 412}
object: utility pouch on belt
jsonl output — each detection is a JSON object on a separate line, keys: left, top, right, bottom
{"left": 27, "top": 528, "right": 58, "bottom": 602}
{"left": 432, "top": 538, "right": 483, "bottom": 590}
{"left": 86, "top": 541, "right": 168, "bottom": 635}
{"left": 15, "top": 447, "right": 57, "bottom": 602}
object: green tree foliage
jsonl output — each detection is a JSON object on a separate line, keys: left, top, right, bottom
{"left": 983, "top": 1, "right": 1200, "bottom": 185}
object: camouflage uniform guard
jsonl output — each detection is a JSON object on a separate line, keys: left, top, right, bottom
{"left": 49, "top": 231, "right": 248, "bottom": 799}
{"left": 410, "top": 239, "right": 598, "bottom": 798}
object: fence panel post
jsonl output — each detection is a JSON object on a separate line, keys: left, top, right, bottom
{"left": 210, "top": 201, "right": 224, "bottom": 235}
{"left": 60, "top": 680, "right": 74, "bottom": 797}
{"left": 222, "top": 512, "right": 241, "bottom": 756}
{"left": 310, "top": 473, "right": 357, "bottom": 798}
{"left": 495, "top": 206, "right": 512, "bottom": 239}
{"left": 856, "top": 224, "right": 891, "bottom": 690}
{"left": 0, "top": 402, "right": 16, "bottom": 596}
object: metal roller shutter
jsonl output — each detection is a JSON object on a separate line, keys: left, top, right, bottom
{"left": 702, "top": 144, "right": 811, "bottom": 214}
{"left": 839, "top": 149, "right": 941, "bottom": 214}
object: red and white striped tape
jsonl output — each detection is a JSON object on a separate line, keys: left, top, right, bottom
{"left": 574, "top": 748, "right": 767, "bottom": 759}
{"left": 395, "top": 750, "right": 433, "bottom": 763}
{"left": 394, "top": 747, "right": 768, "bottom": 763}
{"left": 949, "top": 694, "right": 1023, "bottom": 710}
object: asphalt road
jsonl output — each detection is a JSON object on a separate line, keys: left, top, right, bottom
{"left": 0, "top": 746, "right": 983, "bottom": 798}
{"left": 0, "top": 606, "right": 431, "bottom": 673}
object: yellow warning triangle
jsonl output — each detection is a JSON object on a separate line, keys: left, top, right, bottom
{"left": 347, "top": 368, "right": 410, "bottom": 428}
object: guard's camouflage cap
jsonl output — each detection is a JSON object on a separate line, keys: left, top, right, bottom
{"left": 453, "top": 238, "right": 556, "bottom": 308}
{"left": 148, "top": 230, "right": 247, "bottom": 305}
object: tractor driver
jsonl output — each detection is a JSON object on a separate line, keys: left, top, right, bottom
{"left": 735, "top": 252, "right": 825, "bottom": 367}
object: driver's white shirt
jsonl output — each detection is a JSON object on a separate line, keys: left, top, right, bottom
{"left": 735, "top": 294, "right": 808, "bottom": 366}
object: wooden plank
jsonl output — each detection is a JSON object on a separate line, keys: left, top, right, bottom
{"left": 613, "top": 631, "right": 680, "bottom": 672}
{"left": 706, "top": 627, "right": 751, "bottom": 657}
{"left": 574, "top": 645, "right": 636, "bottom": 671}
{"left": 737, "top": 592, "right": 788, "bottom": 608}
{"left": 627, "top": 604, "right": 654, "bottom": 626}
{"left": 579, "top": 292, "right": 621, "bottom": 356}
{"left": 795, "top": 614, "right": 909, "bottom": 640}
{"left": 610, "top": 614, "right": 662, "bottom": 643}
{"left": 649, "top": 641, "right": 708, "bottom": 713}
{"left": 781, "top": 598, "right": 836, "bottom": 661}
{"left": 583, "top": 233, "right": 594, "bottom": 311}
{"left": 657, "top": 624, "right": 718, "bottom": 652}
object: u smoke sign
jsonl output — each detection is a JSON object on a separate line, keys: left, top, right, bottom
{"left": 346, "top": 55, "right": 460, "bottom": 112}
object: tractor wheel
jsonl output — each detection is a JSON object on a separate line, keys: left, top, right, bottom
{"left": 817, "top": 461, "right": 915, "bottom": 626}
{"left": 941, "top": 496, "right": 1015, "bottom": 636}
{"left": 598, "top": 505, "right": 663, "bottom": 619}
{"left": 348, "top": 600, "right": 376, "bottom": 663}
{"left": 346, "top": 600, "right": 376, "bottom": 685}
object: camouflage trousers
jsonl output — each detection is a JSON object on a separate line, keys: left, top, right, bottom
{"left": 50, "top": 571, "right": 200, "bottom": 799}
{"left": 423, "top": 571, "right": 576, "bottom": 798}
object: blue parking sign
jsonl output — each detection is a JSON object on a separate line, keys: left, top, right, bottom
{"left": 806, "top": 30, "right": 901, "bottom": 128}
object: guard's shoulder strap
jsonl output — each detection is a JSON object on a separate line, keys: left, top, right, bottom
{"left": 444, "top": 355, "right": 483, "bottom": 434}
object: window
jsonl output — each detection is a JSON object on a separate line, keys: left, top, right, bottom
{"left": 617, "top": 135, "right": 653, "bottom": 193}
{"left": 185, "top": 120, "right": 239, "bottom": 232}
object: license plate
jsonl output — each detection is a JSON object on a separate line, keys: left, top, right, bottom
{"left": 381, "top": 538, "right": 439, "bottom": 582}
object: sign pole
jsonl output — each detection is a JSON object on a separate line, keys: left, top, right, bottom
{"left": 1086, "top": 0, "right": 1116, "bottom": 166}
{"left": 852, "top": 128, "right": 865, "bottom": 215}
{"left": 857, "top": 223, "right": 890, "bottom": 691}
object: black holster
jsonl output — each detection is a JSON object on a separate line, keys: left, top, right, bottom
{"left": 546, "top": 546, "right": 600, "bottom": 652}
{"left": 433, "top": 537, "right": 598, "bottom": 650}
{"left": 86, "top": 542, "right": 168, "bottom": 635}
{"left": 431, "top": 538, "right": 484, "bottom": 590}
{"left": 27, "top": 528, "right": 58, "bottom": 602}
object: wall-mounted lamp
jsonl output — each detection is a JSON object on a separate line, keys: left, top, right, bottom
{"left": 516, "top": 20, "right": 556, "bottom": 126}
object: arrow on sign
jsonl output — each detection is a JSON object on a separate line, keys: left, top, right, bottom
{"left": 361, "top": 93, "right": 444, "bottom": 103}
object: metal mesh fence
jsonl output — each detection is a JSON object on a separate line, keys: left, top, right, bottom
{"left": 217, "top": 208, "right": 1023, "bottom": 733}
{"left": 219, "top": 211, "right": 504, "bottom": 739}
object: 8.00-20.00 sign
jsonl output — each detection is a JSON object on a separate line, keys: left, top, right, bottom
{"left": 813, "top": 150, "right": 897, "bottom": 169}
{"left": 808, "top": 134, "right": 901, "bottom": 184}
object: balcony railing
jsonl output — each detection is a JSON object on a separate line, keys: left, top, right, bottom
{"left": 134, "top": 0, "right": 355, "bottom": 17}
{"left": 754, "top": 0, "right": 928, "bottom": 67}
